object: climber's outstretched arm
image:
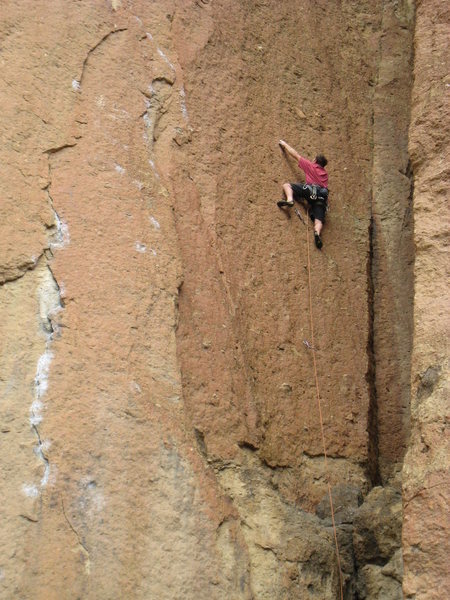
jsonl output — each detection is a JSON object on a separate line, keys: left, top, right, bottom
{"left": 279, "top": 139, "right": 301, "bottom": 162}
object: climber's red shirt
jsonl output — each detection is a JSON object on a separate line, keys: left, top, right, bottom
{"left": 298, "top": 156, "right": 328, "bottom": 188}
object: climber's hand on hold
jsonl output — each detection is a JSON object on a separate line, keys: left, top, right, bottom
{"left": 279, "top": 140, "right": 300, "bottom": 162}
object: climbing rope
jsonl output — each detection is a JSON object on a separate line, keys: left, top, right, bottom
{"left": 298, "top": 207, "right": 345, "bottom": 600}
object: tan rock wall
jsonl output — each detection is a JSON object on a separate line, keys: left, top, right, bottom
{"left": 172, "top": 0, "right": 380, "bottom": 491}
{"left": 371, "top": 0, "right": 415, "bottom": 485}
{"left": 402, "top": 1, "right": 450, "bottom": 597}
{"left": 0, "top": 0, "right": 444, "bottom": 598}
{"left": 1, "top": 3, "right": 248, "bottom": 598}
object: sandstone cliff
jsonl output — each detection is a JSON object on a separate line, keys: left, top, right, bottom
{"left": 0, "top": 1, "right": 448, "bottom": 599}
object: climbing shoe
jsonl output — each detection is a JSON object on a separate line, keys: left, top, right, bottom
{"left": 314, "top": 232, "right": 323, "bottom": 249}
{"left": 277, "top": 200, "right": 294, "bottom": 208}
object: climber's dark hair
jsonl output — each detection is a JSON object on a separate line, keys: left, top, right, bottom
{"left": 315, "top": 155, "right": 328, "bottom": 168}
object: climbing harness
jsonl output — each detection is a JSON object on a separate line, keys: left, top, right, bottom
{"left": 301, "top": 207, "right": 345, "bottom": 600}
{"left": 302, "top": 184, "right": 329, "bottom": 204}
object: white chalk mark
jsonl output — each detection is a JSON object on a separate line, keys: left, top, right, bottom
{"left": 30, "top": 399, "right": 44, "bottom": 426}
{"left": 40, "top": 457, "right": 51, "bottom": 487}
{"left": 135, "top": 242, "right": 147, "bottom": 253}
{"left": 157, "top": 47, "right": 175, "bottom": 71}
{"left": 34, "top": 350, "right": 53, "bottom": 401}
{"left": 40, "top": 439, "right": 52, "bottom": 453}
{"left": 115, "top": 163, "right": 126, "bottom": 175}
{"left": 91, "top": 490, "right": 105, "bottom": 514}
{"left": 32, "top": 442, "right": 50, "bottom": 487}
{"left": 30, "top": 414, "right": 43, "bottom": 427}
{"left": 22, "top": 484, "right": 39, "bottom": 498}
{"left": 146, "top": 32, "right": 175, "bottom": 71}
{"left": 72, "top": 79, "right": 81, "bottom": 91}
{"left": 111, "top": 107, "right": 131, "bottom": 121}
{"left": 149, "top": 216, "right": 160, "bottom": 230}
{"left": 132, "top": 381, "right": 142, "bottom": 393}
{"left": 142, "top": 115, "right": 152, "bottom": 146}
{"left": 180, "top": 86, "right": 189, "bottom": 121}
{"left": 24, "top": 231, "right": 67, "bottom": 497}
{"left": 50, "top": 213, "right": 70, "bottom": 250}
{"left": 148, "top": 160, "right": 160, "bottom": 179}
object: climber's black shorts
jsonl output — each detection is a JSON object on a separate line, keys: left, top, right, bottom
{"left": 290, "top": 183, "right": 327, "bottom": 223}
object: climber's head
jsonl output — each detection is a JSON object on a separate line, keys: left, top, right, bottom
{"left": 315, "top": 155, "right": 328, "bottom": 168}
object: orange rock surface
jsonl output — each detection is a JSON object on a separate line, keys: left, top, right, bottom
{"left": 402, "top": 1, "right": 450, "bottom": 598}
{"left": 0, "top": 1, "right": 447, "bottom": 599}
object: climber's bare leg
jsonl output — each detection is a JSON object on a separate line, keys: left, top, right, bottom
{"left": 282, "top": 183, "right": 294, "bottom": 204}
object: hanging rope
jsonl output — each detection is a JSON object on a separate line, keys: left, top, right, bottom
{"left": 297, "top": 207, "right": 344, "bottom": 599}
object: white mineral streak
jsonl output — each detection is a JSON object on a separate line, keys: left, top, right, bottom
{"left": 180, "top": 86, "right": 189, "bottom": 121}
{"left": 23, "top": 218, "right": 68, "bottom": 497}
{"left": 22, "top": 484, "right": 39, "bottom": 498}
{"left": 51, "top": 212, "right": 70, "bottom": 250}
{"left": 148, "top": 159, "right": 160, "bottom": 178}
{"left": 146, "top": 32, "right": 175, "bottom": 72}
{"left": 157, "top": 47, "right": 175, "bottom": 71}
{"left": 150, "top": 216, "right": 160, "bottom": 230}
{"left": 131, "top": 381, "right": 142, "bottom": 393}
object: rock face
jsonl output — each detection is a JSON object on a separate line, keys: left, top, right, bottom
{"left": 0, "top": 1, "right": 447, "bottom": 599}
{"left": 402, "top": 1, "right": 450, "bottom": 598}
{"left": 370, "top": 0, "right": 415, "bottom": 486}
{"left": 353, "top": 487, "right": 403, "bottom": 599}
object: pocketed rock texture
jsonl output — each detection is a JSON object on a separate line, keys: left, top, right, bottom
{"left": 0, "top": 1, "right": 447, "bottom": 599}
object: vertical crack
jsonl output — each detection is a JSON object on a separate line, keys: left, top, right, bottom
{"left": 61, "top": 497, "right": 91, "bottom": 573}
{"left": 366, "top": 215, "right": 381, "bottom": 487}
{"left": 31, "top": 423, "right": 50, "bottom": 487}
{"left": 26, "top": 264, "right": 62, "bottom": 496}
{"left": 23, "top": 152, "right": 70, "bottom": 500}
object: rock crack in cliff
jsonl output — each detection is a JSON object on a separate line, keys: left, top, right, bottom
{"left": 79, "top": 28, "right": 128, "bottom": 86}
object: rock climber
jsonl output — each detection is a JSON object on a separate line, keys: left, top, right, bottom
{"left": 277, "top": 139, "right": 329, "bottom": 249}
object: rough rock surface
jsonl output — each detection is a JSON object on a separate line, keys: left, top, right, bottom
{"left": 370, "top": 0, "right": 414, "bottom": 485}
{"left": 402, "top": 1, "right": 450, "bottom": 598}
{"left": 0, "top": 1, "right": 447, "bottom": 599}
{"left": 353, "top": 486, "right": 402, "bottom": 564}
{"left": 353, "top": 487, "right": 403, "bottom": 599}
